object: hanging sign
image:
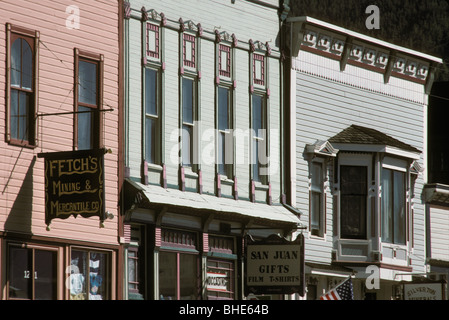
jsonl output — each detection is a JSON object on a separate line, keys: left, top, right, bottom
{"left": 403, "top": 281, "right": 446, "bottom": 300}
{"left": 245, "top": 233, "right": 305, "bottom": 296}
{"left": 38, "top": 149, "right": 106, "bottom": 226}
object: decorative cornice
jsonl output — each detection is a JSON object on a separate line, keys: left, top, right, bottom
{"left": 179, "top": 18, "right": 202, "bottom": 36}
{"left": 300, "top": 27, "right": 431, "bottom": 84}
{"left": 215, "top": 30, "right": 236, "bottom": 45}
{"left": 305, "top": 140, "right": 339, "bottom": 158}
{"left": 249, "top": 39, "right": 271, "bottom": 54}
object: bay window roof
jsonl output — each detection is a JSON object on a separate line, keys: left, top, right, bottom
{"left": 328, "top": 125, "right": 421, "bottom": 160}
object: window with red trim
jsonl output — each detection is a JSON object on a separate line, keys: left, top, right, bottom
{"left": 253, "top": 53, "right": 265, "bottom": 86}
{"left": 146, "top": 23, "right": 159, "bottom": 59}
{"left": 183, "top": 34, "right": 196, "bottom": 68}
{"left": 219, "top": 45, "right": 231, "bottom": 78}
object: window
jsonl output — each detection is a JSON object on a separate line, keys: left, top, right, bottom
{"left": 183, "top": 34, "right": 196, "bottom": 68}
{"left": 310, "top": 162, "right": 324, "bottom": 237}
{"left": 74, "top": 50, "right": 103, "bottom": 150}
{"left": 253, "top": 54, "right": 265, "bottom": 86}
{"left": 207, "top": 260, "right": 235, "bottom": 300}
{"left": 7, "top": 25, "right": 38, "bottom": 146}
{"left": 340, "top": 165, "right": 367, "bottom": 239}
{"left": 159, "top": 229, "right": 199, "bottom": 300}
{"left": 182, "top": 77, "right": 197, "bottom": 168}
{"left": 146, "top": 24, "right": 159, "bottom": 59}
{"left": 69, "top": 249, "right": 109, "bottom": 300}
{"left": 218, "top": 86, "right": 233, "bottom": 178}
{"left": 128, "top": 247, "right": 140, "bottom": 294}
{"left": 8, "top": 245, "right": 57, "bottom": 300}
{"left": 145, "top": 68, "right": 160, "bottom": 164}
{"left": 252, "top": 94, "right": 267, "bottom": 184}
{"left": 219, "top": 45, "right": 231, "bottom": 78}
{"left": 381, "top": 168, "right": 406, "bottom": 244}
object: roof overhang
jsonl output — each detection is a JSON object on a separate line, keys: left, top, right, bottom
{"left": 286, "top": 16, "right": 443, "bottom": 64}
{"left": 124, "top": 179, "right": 303, "bottom": 231}
{"left": 330, "top": 143, "right": 421, "bottom": 160}
{"left": 424, "top": 183, "right": 449, "bottom": 205}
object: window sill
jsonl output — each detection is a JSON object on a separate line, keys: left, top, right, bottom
{"left": 8, "top": 139, "right": 37, "bottom": 149}
{"left": 183, "top": 167, "right": 198, "bottom": 179}
{"left": 220, "top": 175, "right": 234, "bottom": 185}
{"left": 254, "top": 181, "right": 269, "bottom": 190}
{"left": 147, "top": 162, "right": 163, "bottom": 173}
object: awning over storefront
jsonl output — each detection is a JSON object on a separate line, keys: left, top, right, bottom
{"left": 124, "top": 179, "right": 302, "bottom": 231}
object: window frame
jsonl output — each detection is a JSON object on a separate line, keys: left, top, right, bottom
{"left": 183, "top": 33, "right": 196, "bottom": 69}
{"left": 310, "top": 159, "right": 325, "bottom": 237}
{"left": 251, "top": 92, "right": 268, "bottom": 185}
{"left": 339, "top": 164, "right": 368, "bottom": 240}
{"left": 181, "top": 76, "right": 198, "bottom": 170}
{"left": 6, "top": 23, "right": 39, "bottom": 147}
{"left": 381, "top": 164, "right": 408, "bottom": 245}
{"left": 144, "top": 66, "right": 162, "bottom": 165}
{"left": 73, "top": 48, "right": 104, "bottom": 150}
{"left": 69, "top": 247, "right": 111, "bottom": 300}
{"left": 253, "top": 53, "right": 265, "bottom": 86}
{"left": 7, "top": 242, "right": 58, "bottom": 300}
{"left": 217, "top": 85, "right": 233, "bottom": 179}
{"left": 146, "top": 23, "right": 160, "bottom": 59}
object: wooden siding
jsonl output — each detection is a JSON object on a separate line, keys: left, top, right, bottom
{"left": 294, "top": 50, "right": 428, "bottom": 270}
{"left": 125, "top": 0, "right": 284, "bottom": 204}
{"left": 429, "top": 205, "right": 449, "bottom": 262}
{"left": 0, "top": 0, "right": 119, "bottom": 244}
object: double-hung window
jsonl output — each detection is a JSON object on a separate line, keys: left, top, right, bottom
{"left": 340, "top": 165, "right": 367, "bottom": 239}
{"left": 74, "top": 50, "right": 103, "bottom": 150}
{"left": 7, "top": 24, "right": 38, "bottom": 146}
{"left": 145, "top": 68, "right": 161, "bottom": 164}
{"left": 182, "top": 77, "right": 197, "bottom": 168}
{"left": 381, "top": 168, "right": 406, "bottom": 244}
{"left": 252, "top": 94, "right": 267, "bottom": 184}
{"left": 310, "top": 161, "right": 324, "bottom": 237}
{"left": 218, "top": 86, "right": 233, "bottom": 178}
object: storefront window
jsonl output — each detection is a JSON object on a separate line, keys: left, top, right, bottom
{"left": 207, "top": 259, "right": 235, "bottom": 300}
{"left": 8, "top": 245, "right": 57, "bottom": 300}
{"left": 159, "top": 229, "right": 199, "bottom": 300}
{"left": 159, "top": 251, "right": 199, "bottom": 300}
{"left": 70, "top": 249, "right": 109, "bottom": 300}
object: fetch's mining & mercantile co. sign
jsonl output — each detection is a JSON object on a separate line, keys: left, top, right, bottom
{"left": 39, "top": 149, "right": 106, "bottom": 227}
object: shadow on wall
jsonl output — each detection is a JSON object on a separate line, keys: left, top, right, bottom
{"left": 4, "top": 155, "right": 36, "bottom": 234}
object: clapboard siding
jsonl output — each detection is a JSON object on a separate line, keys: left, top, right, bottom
{"left": 0, "top": 0, "right": 119, "bottom": 245}
{"left": 126, "top": 0, "right": 283, "bottom": 205}
{"left": 428, "top": 205, "right": 449, "bottom": 262}
{"left": 294, "top": 54, "right": 428, "bottom": 266}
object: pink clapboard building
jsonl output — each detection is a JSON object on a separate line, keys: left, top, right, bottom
{"left": 0, "top": 0, "right": 122, "bottom": 299}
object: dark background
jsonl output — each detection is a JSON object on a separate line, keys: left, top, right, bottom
{"left": 289, "top": 0, "right": 449, "bottom": 80}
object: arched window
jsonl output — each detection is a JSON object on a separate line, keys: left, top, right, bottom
{"left": 7, "top": 24, "right": 38, "bottom": 146}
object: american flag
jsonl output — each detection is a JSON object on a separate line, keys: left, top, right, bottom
{"left": 320, "top": 277, "right": 354, "bottom": 300}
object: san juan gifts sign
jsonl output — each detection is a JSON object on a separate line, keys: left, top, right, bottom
{"left": 39, "top": 149, "right": 106, "bottom": 227}
{"left": 245, "top": 233, "right": 305, "bottom": 296}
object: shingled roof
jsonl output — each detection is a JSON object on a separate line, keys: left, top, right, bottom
{"left": 329, "top": 125, "right": 421, "bottom": 154}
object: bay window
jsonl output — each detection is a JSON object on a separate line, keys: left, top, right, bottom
{"left": 310, "top": 161, "right": 324, "bottom": 237}
{"left": 381, "top": 168, "right": 406, "bottom": 245}
{"left": 340, "top": 165, "right": 367, "bottom": 239}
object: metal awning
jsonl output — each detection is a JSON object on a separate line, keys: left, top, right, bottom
{"left": 124, "top": 178, "right": 302, "bottom": 230}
